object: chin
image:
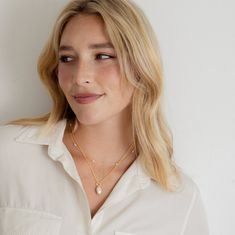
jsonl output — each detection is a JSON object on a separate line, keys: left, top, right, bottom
{"left": 74, "top": 113, "right": 105, "bottom": 126}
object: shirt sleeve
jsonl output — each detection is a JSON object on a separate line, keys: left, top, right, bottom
{"left": 181, "top": 184, "right": 209, "bottom": 235}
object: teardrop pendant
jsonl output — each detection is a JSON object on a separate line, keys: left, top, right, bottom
{"left": 95, "top": 185, "right": 102, "bottom": 195}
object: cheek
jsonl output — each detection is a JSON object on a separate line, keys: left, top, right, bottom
{"left": 98, "top": 64, "right": 121, "bottom": 88}
{"left": 58, "top": 66, "right": 72, "bottom": 91}
{"left": 99, "top": 65, "right": 134, "bottom": 102}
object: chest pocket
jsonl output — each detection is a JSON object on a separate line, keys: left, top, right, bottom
{"left": 0, "top": 207, "right": 62, "bottom": 235}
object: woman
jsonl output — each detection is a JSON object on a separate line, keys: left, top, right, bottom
{"left": 0, "top": 0, "right": 209, "bottom": 234}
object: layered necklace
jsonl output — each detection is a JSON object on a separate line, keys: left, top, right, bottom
{"left": 70, "top": 129, "right": 135, "bottom": 195}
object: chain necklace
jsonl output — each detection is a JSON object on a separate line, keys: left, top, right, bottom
{"left": 70, "top": 131, "right": 135, "bottom": 195}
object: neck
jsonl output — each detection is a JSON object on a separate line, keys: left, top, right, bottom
{"left": 70, "top": 114, "right": 135, "bottom": 164}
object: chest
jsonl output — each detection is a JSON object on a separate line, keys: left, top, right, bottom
{"left": 62, "top": 131, "right": 136, "bottom": 218}
{"left": 74, "top": 157, "right": 123, "bottom": 218}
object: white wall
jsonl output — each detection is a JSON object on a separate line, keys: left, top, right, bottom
{"left": 1, "top": 0, "right": 235, "bottom": 234}
{"left": 134, "top": 1, "right": 235, "bottom": 235}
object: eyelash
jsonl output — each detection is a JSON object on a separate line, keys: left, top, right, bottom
{"left": 59, "top": 56, "right": 73, "bottom": 63}
{"left": 96, "top": 54, "right": 115, "bottom": 60}
{"left": 59, "top": 54, "right": 115, "bottom": 63}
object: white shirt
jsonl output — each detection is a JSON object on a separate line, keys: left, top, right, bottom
{"left": 0, "top": 120, "right": 209, "bottom": 235}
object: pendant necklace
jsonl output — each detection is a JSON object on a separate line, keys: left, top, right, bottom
{"left": 70, "top": 130, "right": 135, "bottom": 195}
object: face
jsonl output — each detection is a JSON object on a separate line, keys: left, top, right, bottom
{"left": 57, "top": 14, "right": 134, "bottom": 126}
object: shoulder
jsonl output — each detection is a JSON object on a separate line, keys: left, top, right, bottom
{"left": 170, "top": 171, "right": 205, "bottom": 213}
{"left": 152, "top": 171, "right": 206, "bottom": 215}
{"left": 0, "top": 124, "right": 51, "bottom": 184}
{"left": 149, "top": 172, "right": 208, "bottom": 234}
{"left": 0, "top": 124, "right": 24, "bottom": 134}
{"left": 0, "top": 123, "right": 46, "bottom": 142}
{"left": 0, "top": 120, "right": 67, "bottom": 158}
{"left": 0, "top": 124, "right": 26, "bottom": 147}
{"left": 173, "top": 170, "right": 202, "bottom": 202}
{"left": 178, "top": 171, "right": 199, "bottom": 194}
{"left": 178, "top": 170, "right": 206, "bottom": 204}
{"left": 148, "top": 170, "right": 202, "bottom": 206}
{"left": 0, "top": 124, "right": 29, "bottom": 160}
{"left": 0, "top": 125, "right": 28, "bottom": 176}
{"left": 0, "top": 124, "right": 46, "bottom": 159}
{"left": 174, "top": 172, "right": 209, "bottom": 234}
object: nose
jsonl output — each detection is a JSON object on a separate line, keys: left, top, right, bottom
{"left": 73, "top": 60, "right": 92, "bottom": 85}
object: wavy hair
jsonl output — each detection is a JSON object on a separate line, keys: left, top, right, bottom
{"left": 10, "top": 0, "right": 180, "bottom": 191}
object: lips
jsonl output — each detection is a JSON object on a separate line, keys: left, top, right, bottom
{"left": 73, "top": 93, "right": 104, "bottom": 104}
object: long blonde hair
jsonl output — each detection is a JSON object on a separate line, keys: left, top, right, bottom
{"left": 10, "top": 0, "right": 180, "bottom": 191}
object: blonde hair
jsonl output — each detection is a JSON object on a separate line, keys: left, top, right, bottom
{"left": 10, "top": 0, "right": 180, "bottom": 191}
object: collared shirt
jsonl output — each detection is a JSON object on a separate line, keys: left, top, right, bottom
{"left": 0, "top": 120, "right": 209, "bottom": 235}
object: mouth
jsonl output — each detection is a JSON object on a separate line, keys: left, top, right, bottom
{"left": 73, "top": 93, "right": 104, "bottom": 104}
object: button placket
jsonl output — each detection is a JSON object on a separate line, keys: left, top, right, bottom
{"left": 90, "top": 211, "right": 104, "bottom": 235}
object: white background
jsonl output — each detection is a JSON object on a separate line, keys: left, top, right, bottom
{"left": 0, "top": 0, "right": 234, "bottom": 234}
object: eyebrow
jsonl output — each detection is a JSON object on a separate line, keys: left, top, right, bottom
{"left": 59, "top": 42, "right": 114, "bottom": 52}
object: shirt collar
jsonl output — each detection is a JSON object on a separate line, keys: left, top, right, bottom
{"left": 15, "top": 119, "right": 67, "bottom": 159}
{"left": 14, "top": 119, "right": 151, "bottom": 189}
{"left": 98, "top": 157, "right": 150, "bottom": 213}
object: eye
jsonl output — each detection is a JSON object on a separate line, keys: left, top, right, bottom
{"left": 59, "top": 55, "right": 74, "bottom": 63}
{"left": 96, "top": 54, "right": 115, "bottom": 60}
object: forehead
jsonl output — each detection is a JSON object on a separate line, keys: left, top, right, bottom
{"left": 60, "top": 14, "right": 110, "bottom": 45}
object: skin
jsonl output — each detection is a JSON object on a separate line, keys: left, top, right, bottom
{"left": 57, "top": 14, "right": 136, "bottom": 217}
{"left": 58, "top": 13, "right": 134, "bottom": 126}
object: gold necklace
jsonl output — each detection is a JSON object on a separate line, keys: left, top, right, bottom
{"left": 70, "top": 131, "right": 135, "bottom": 195}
